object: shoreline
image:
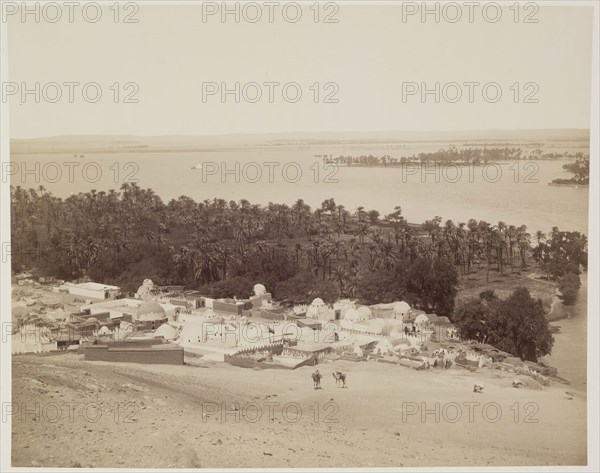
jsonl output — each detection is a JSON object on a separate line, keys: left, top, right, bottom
{"left": 548, "top": 182, "right": 589, "bottom": 188}
{"left": 325, "top": 160, "right": 569, "bottom": 167}
{"left": 548, "top": 295, "right": 569, "bottom": 323}
{"left": 541, "top": 273, "right": 587, "bottom": 391}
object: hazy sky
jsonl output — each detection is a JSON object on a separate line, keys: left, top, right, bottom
{"left": 5, "top": 2, "right": 595, "bottom": 138}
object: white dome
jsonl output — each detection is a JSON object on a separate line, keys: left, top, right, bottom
{"left": 202, "top": 308, "right": 216, "bottom": 319}
{"left": 136, "top": 301, "right": 166, "bottom": 321}
{"left": 393, "top": 301, "right": 411, "bottom": 314}
{"left": 253, "top": 284, "right": 267, "bottom": 296}
{"left": 12, "top": 306, "right": 31, "bottom": 318}
{"left": 357, "top": 306, "right": 372, "bottom": 319}
{"left": 154, "top": 324, "right": 177, "bottom": 340}
{"left": 98, "top": 326, "right": 112, "bottom": 335}
{"left": 344, "top": 308, "right": 362, "bottom": 321}
{"left": 311, "top": 298, "right": 325, "bottom": 306}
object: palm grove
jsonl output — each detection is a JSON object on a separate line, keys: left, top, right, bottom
{"left": 11, "top": 184, "right": 587, "bottom": 361}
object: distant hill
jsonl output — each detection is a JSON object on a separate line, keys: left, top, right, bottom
{"left": 10, "top": 129, "right": 590, "bottom": 154}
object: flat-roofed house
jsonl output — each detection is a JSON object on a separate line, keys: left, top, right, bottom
{"left": 67, "top": 282, "right": 121, "bottom": 300}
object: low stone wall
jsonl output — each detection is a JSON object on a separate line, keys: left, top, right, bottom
{"left": 224, "top": 355, "right": 294, "bottom": 370}
{"left": 83, "top": 345, "right": 184, "bottom": 365}
{"left": 338, "top": 354, "right": 367, "bottom": 362}
{"left": 255, "top": 310, "right": 286, "bottom": 321}
{"left": 78, "top": 338, "right": 162, "bottom": 354}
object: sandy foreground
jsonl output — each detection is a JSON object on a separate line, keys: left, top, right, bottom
{"left": 11, "top": 353, "right": 586, "bottom": 468}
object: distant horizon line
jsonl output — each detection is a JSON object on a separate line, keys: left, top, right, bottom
{"left": 10, "top": 127, "right": 591, "bottom": 141}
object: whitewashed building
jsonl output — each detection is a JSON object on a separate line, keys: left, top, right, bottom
{"left": 66, "top": 282, "right": 121, "bottom": 300}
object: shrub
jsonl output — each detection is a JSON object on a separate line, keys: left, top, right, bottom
{"left": 558, "top": 273, "right": 581, "bottom": 305}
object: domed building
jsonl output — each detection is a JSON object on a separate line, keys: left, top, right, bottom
{"left": 343, "top": 308, "right": 362, "bottom": 322}
{"left": 393, "top": 301, "right": 411, "bottom": 319}
{"left": 135, "top": 301, "right": 167, "bottom": 322}
{"left": 11, "top": 306, "right": 31, "bottom": 319}
{"left": 153, "top": 323, "right": 177, "bottom": 341}
{"left": 306, "top": 305, "right": 319, "bottom": 318}
{"left": 98, "top": 325, "right": 112, "bottom": 336}
{"left": 307, "top": 297, "right": 330, "bottom": 319}
{"left": 311, "top": 297, "right": 325, "bottom": 308}
{"left": 253, "top": 283, "right": 267, "bottom": 296}
{"left": 356, "top": 306, "right": 373, "bottom": 320}
{"left": 135, "top": 279, "right": 156, "bottom": 301}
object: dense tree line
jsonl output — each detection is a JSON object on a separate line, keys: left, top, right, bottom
{"left": 324, "top": 146, "right": 573, "bottom": 167}
{"left": 551, "top": 155, "right": 590, "bottom": 185}
{"left": 558, "top": 273, "right": 582, "bottom": 306}
{"left": 532, "top": 226, "right": 587, "bottom": 307}
{"left": 454, "top": 288, "right": 554, "bottom": 362}
{"left": 10, "top": 185, "right": 586, "bottom": 317}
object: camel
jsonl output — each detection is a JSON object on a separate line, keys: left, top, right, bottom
{"left": 332, "top": 371, "right": 347, "bottom": 388}
{"left": 312, "top": 370, "right": 322, "bottom": 390}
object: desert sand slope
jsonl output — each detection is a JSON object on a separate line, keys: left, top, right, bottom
{"left": 12, "top": 353, "right": 586, "bottom": 468}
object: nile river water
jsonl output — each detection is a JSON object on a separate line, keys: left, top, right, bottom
{"left": 542, "top": 275, "right": 588, "bottom": 391}
{"left": 12, "top": 149, "right": 589, "bottom": 235}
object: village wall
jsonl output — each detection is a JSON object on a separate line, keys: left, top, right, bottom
{"left": 83, "top": 345, "right": 184, "bottom": 365}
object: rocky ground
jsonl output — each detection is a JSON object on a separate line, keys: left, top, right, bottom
{"left": 11, "top": 352, "right": 586, "bottom": 468}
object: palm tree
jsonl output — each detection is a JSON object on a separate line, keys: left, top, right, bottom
{"left": 312, "top": 239, "right": 322, "bottom": 276}
{"left": 516, "top": 225, "right": 531, "bottom": 269}
{"left": 356, "top": 221, "right": 370, "bottom": 250}
{"left": 216, "top": 244, "right": 234, "bottom": 280}
{"left": 331, "top": 266, "right": 348, "bottom": 296}
{"left": 336, "top": 204, "right": 346, "bottom": 222}
{"left": 535, "top": 230, "right": 546, "bottom": 246}
{"left": 294, "top": 243, "right": 303, "bottom": 265}
{"left": 172, "top": 246, "right": 194, "bottom": 282}
{"left": 506, "top": 225, "right": 517, "bottom": 273}
{"left": 355, "top": 206, "right": 366, "bottom": 222}
{"left": 320, "top": 242, "right": 334, "bottom": 280}
{"left": 374, "top": 241, "right": 399, "bottom": 270}
{"left": 423, "top": 216, "right": 442, "bottom": 244}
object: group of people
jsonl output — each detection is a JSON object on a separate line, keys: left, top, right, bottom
{"left": 430, "top": 348, "right": 458, "bottom": 369}
{"left": 311, "top": 369, "right": 347, "bottom": 389}
{"left": 404, "top": 325, "right": 420, "bottom": 335}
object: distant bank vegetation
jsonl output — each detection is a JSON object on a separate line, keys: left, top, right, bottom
{"left": 550, "top": 155, "right": 590, "bottom": 186}
{"left": 323, "top": 146, "right": 578, "bottom": 166}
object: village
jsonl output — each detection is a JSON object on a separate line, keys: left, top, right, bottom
{"left": 10, "top": 272, "right": 560, "bottom": 389}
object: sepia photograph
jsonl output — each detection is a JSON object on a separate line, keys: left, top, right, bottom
{"left": 0, "top": 1, "right": 598, "bottom": 471}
